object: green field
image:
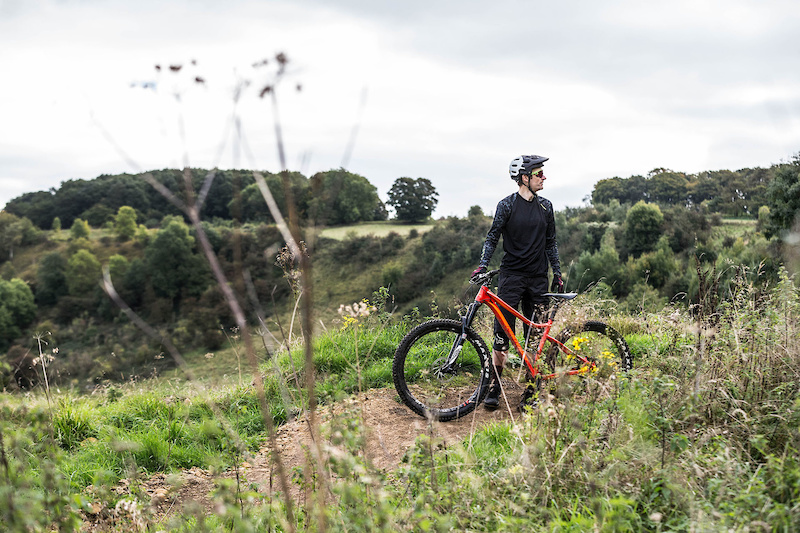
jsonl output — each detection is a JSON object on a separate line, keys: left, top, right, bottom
{"left": 317, "top": 221, "right": 434, "bottom": 240}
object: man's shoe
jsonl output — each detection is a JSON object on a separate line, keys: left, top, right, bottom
{"left": 484, "top": 381, "right": 501, "bottom": 410}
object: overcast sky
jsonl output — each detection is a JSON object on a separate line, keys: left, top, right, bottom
{"left": 2, "top": 0, "right": 799, "bottom": 219}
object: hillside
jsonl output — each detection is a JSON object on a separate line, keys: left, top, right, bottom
{"left": 3, "top": 272, "right": 799, "bottom": 531}
{"left": 2, "top": 157, "right": 800, "bottom": 530}
{"left": 0, "top": 197, "right": 795, "bottom": 390}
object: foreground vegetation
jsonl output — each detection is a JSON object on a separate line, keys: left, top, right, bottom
{"left": 2, "top": 152, "right": 799, "bottom": 530}
{"left": 2, "top": 269, "right": 799, "bottom": 531}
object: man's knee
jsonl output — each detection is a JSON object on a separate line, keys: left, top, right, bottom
{"left": 492, "top": 332, "right": 509, "bottom": 352}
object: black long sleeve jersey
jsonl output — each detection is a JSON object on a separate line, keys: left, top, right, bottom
{"left": 478, "top": 192, "right": 561, "bottom": 277}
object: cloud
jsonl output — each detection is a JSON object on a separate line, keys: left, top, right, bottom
{"left": 1, "top": 0, "right": 799, "bottom": 219}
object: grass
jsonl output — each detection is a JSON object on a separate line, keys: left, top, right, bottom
{"left": 2, "top": 273, "right": 800, "bottom": 531}
{"left": 317, "top": 221, "right": 434, "bottom": 240}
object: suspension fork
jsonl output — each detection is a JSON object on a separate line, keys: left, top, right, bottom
{"left": 438, "top": 301, "right": 483, "bottom": 373}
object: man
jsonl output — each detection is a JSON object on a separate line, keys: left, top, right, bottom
{"left": 471, "top": 154, "right": 563, "bottom": 411}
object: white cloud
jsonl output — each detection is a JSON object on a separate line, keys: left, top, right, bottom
{"left": 1, "top": 0, "right": 799, "bottom": 219}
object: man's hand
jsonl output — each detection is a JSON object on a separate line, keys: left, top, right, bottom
{"left": 470, "top": 266, "right": 487, "bottom": 282}
{"left": 550, "top": 274, "right": 564, "bottom": 293}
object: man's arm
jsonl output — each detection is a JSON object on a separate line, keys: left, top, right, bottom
{"left": 478, "top": 195, "right": 514, "bottom": 268}
{"left": 542, "top": 198, "right": 561, "bottom": 276}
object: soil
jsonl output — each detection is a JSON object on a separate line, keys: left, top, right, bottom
{"left": 81, "top": 382, "right": 527, "bottom": 531}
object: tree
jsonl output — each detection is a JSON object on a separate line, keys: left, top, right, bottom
{"left": 0, "top": 212, "right": 24, "bottom": 262}
{"left": 307, "top": 169, "right": 384, "bottom": 225}
{"left": 69, "top": 218, "right": 90, "bottom": 240}
{"left": 36, "top": 252, "right": 68, "bottom": 306}
{"left": 236, "top": 172, "right": 309, "bottom": 223}
{"left": 624, "top": 201, "right": 664, "bottom": 257}
{"left": 113, "top": 206, "right": 138, "bottom": 241}
{"left": 145, "top": 217, "right": 208, "bottom": 310}
{"left": 107, "top": 254, "right": 130, "bottom": 285}
{"left": 592, "top": 177, "right": 627, "bottom": 205}
{"left": 765, "top": 154, "right": 800, "bottom": 238}
{"left": 648, "top": 170, "right": 689, "bottom": 205}
{"left": 66, "top": 249, "right": 102, "bottom": 295}
{"left": 52, "top": 217, "right": 61, "bottom": 232}
{"left": 0, "top": 212, "right": 42, "bottom": 262}
{"left": 387, "top": 177, "right": 439, "bottom": 223}
{"left": 468, "top": 205, "right": 484, "bottom": 218}
{"left": 0, "top": 278, "right": 36, "bottom": 350}
{"left": 4, "top": 190, "right": 57, "bottom": 229}
{"left": 573, "top": 227, "right": 623, "bottom": 294}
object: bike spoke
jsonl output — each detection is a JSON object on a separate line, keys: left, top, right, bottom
{"left": 393, "top": 319, "right": 490, "bottom": 421}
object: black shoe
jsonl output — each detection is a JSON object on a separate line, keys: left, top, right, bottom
{"left": 519, "top": 384, "right": 538, "bottom": 412}
{"left": 484, "top": 381, "right": 501, "bottom": 410}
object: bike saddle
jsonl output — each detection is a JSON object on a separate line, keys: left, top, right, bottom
{"left": 544, "top": 292, "right": 578, "bottom": 300}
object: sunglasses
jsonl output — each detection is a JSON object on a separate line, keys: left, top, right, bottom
{"left": 529, "top": 169, "right": 544, "bottom": 177}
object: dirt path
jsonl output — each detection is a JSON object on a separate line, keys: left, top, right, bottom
{"left": 83, "top": 383, "right": 526, "bottom": 530}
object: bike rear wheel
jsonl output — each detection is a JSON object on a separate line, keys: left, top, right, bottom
{"left": 393, "top": 319, "right": 491, "bottom": 421}
{"left": 546, "top": 320, "right": 633, "bottom": 377}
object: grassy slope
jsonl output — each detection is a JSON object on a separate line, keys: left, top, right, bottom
{"left": 4, "top": 276, "right": 799, "bottom": 531}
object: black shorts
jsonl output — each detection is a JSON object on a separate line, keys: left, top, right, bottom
{"left": 492, "top": 272, "right": 548, "bottom": 351}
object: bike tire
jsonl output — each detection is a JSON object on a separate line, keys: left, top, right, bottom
{"left": 546, "top": 320, "right": 633, "bottom": 376}
{"left": 393, "top": 319, "right": 491, "bottom": 421}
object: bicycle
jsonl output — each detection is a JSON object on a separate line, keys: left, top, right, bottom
{"left": 392, "top": 269, "right": 633, "bottom": 421}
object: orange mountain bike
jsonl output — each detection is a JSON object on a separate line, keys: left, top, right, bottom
{"left": 392, "top": 269, "right": 633, "bottom": 421}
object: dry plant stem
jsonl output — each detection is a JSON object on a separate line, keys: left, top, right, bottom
{"left": 221, "top": 326, "right": 244, "bottom": 387}
{"left": 242, "top": 269, "right": 300, "bottom": 410}
{"left": 34, "top": 334, "right": 53, "bottom": 418}
{"left": 253, "top": 171, "right": 301, "bottom": 259}
{"left": 285, "top": 183, "right": 329, "bottom": 532}
{"left": 102, "top": 173, "right": 298, "bottom": 531}
{"left": 0, "top": 427, "right": 11, "bottom": 484}
{"left": 184, "top": 204, "right": 297, "bottom": 530}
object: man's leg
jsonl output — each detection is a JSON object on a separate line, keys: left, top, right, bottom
{"left": 484, "top": 347, "right": 508, "bottom": 409}
{"left": 519, "top": 277, "right": 549, "bottom": 411}
{"left": 485, "top": 273, "right": 523, "bottom": 410}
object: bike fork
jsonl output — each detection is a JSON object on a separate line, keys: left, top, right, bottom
{"left": 440, "top": 302, "right": 482, "bottom": 373}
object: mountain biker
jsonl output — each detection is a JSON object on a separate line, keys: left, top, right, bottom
{"left": 471, "top": 154, "right": 563, "bottom": 411}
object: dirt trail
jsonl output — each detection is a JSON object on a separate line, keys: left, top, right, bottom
{"left": 83, "top": 384, "right": 526, "bottom": 530}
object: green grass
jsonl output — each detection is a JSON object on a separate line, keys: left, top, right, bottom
{"left": 317, "top": 221, "right": 434, "bottom": 240}
{"left": 3, "top": 276, "right": 800, "bottom": 531}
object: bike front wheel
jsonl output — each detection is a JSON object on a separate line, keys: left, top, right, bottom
{"left": 546, "top": 320, "right": 633, "bottom": 377}
{"left": 393, "top": 319, "right": 491, "bottom": 421}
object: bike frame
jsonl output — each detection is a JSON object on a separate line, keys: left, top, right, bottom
{"left": 461, "top": 283, "right": 593, "bottom": 380}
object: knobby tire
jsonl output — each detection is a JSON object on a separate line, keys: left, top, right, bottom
{"left": 547, "top": 320, "right": 633, "bottom": 375}
{"left": 392, "top": 319, "right": 491, "bottom": 421}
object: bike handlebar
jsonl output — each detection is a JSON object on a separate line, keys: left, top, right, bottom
{"left": 469, "top": 269, "right": 577, "bottom": 302}
{"left": 469, "top": 269, "right": 499, "bottom": 286}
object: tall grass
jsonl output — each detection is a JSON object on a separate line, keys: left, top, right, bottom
{"left": 2, "top": 269, "right": 800, "bottom": 530}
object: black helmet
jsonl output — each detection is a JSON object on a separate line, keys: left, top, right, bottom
{"left": 509, "top": 155, "right": 548, "bottom": 179}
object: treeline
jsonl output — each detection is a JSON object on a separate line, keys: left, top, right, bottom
{"left": 0, "top": 211, "right": 295, "bottom": 385}
{"left": 592, "top": 166, "right": 773, "bottom": 216}
{"left": 575, "top": 155, "right": 800, "bottom": 310}
{"left": 4, "top": 168, "right": 389, "bottom": 230}
{"left": 3, "top": 156, "right": 799, "bottom": 387}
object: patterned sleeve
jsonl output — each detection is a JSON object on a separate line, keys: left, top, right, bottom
{"left": 541, "top": 197, "right": 562, "bottom": 276}
{"left": 478, "top": 194, "right": 514, "bottom": 268}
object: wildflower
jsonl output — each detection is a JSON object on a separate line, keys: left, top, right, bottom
{"left": 571, "top": 336, "right": 588, "bottom": 351}
{"left": 338, "top": 300, "right": 377, "bottom": 319}
{"left": 508, "top": 464, "right": 524, "bottom": 477}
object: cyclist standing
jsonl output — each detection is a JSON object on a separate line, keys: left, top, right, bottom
{"left": 471, "top": 154, "right": 563, "bottom": 410}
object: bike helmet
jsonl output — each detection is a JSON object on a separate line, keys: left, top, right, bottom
{"left": 509, "top": 155, "right": 548, "bottom": 179}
